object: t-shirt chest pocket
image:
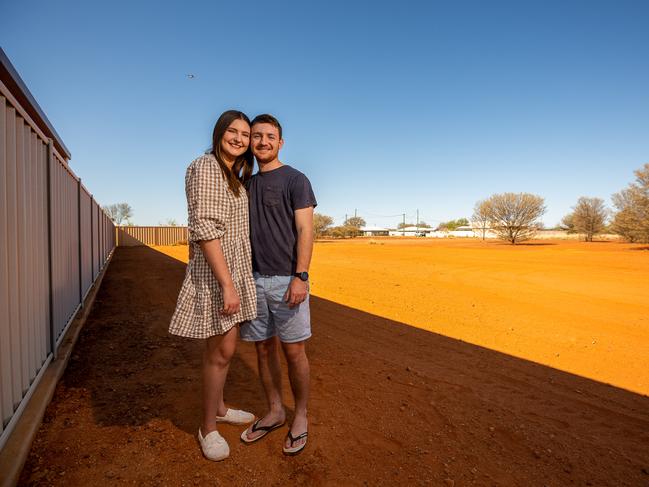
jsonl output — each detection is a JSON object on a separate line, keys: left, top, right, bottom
{"left": 263, "top": 185, "right": 282, "bottom": 207}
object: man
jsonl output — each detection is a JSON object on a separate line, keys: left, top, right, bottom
{"left": 239, "top": 114, "right": 316, "bottom": 455}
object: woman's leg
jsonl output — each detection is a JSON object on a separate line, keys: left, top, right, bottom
{"left": 201, "top": 326, "right": 238, "bottom": 434}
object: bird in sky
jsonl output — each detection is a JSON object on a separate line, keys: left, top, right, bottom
{"left": 187, "top": 74, "right": 195, "bottom": 79}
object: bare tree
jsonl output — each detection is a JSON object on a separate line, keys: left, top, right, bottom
{"left": 611, "top": 192, "right": 639, "bottom": 242}
{"left": 562, "top": 197, "right": 607, "bottom": 242}
{"left": 103, "top": 204, "right": 119, "bottom": 223}
{"left": 344, "top": 216, "right": 366, "bottom": 228}
{"left": 314, "top": 213, "right": 334, "bottom": 237}
{"left": 482, "top": 193, "right": 546, "bottom": 244}
{"left": 611, "top": 163, "right": 649, "bottom": 243}
{"left": 398, "top": 221, "right": 431, "bottom": 228}
{"left": 159, "top": 218, "right": 179, "bottom": 226}
{"left": 328, "top": 225, "right": 360, "bottom": 238}
{"left": 560, "top": 213, "right": 575, "bottom": 233}
{"left": 437, "top": 218, "right": 469, "bottom": 231}
{"left": 117, "top": 203, "right": 133, "bottom": 224}
{"left": 471, "top": 200, "right": 491, "bottom": 240}
{"left": 103, "top": 203, "right": 134, "bottom": 225}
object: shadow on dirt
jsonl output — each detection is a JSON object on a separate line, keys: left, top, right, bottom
{"left": 60, "top": 246, "right": 283, "bottom": 435}
{"left": 629, "top": 245, "right": 649, "bottom": 251}
{"left": 507, "top": 242, "right": 557, "bottom": 246}
{"left": 28, "top": 245, "right": 649, "bottom": 486}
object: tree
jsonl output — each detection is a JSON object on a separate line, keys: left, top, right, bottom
{"left": 480, "top": 193, "right": 546, "bottom": 244}
{"left": 611, "top": 164, "right": 649, "bottom": 243}
{"left": 160, "top": 218, "right": 179, "bottom": 226}
{"left": 103, "top": 204, "right": 119, "bottom": 223}
{"left": 562, "top": 197, "right": 607, "bottom": 242}
{"left": 103, "top": 202, "right": 133, "bottom": 225}
{"left": 560, "top": 213, "right": 575, "bottom": 233}
{"left": 314, "top": 213, "right": 334, "bottom": 237}
{"left": 329, "top": 225, "right": 360, "bottom": 238}
{"left": 398, "top": 221, "right": 431, "bottom": 229}
{"left": 471, "top": 200, "right": 491, "bottom": 240}
{"left": 344, "top": 216, "right": 366, "bottom": 228}
{"left": 437, "top": 218, "right": 469, "bottom": 231}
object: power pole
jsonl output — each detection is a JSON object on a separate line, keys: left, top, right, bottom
{"left": 354, "top": 208, "right": 357, "bottom": 218}
{"left": 345, "top": 213, "right": 347, "bottom": 225}
{"left": 402, "top": 213, "right": 406, "bottom": 236}
{"left": 416, "top": 209, "right": 419, "bottom": 235}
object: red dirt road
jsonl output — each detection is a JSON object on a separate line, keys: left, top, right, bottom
{"left": 19, "top": 246, "right": 649, "bottom": 486}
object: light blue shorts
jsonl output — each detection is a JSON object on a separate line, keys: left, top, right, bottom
{"left": 239, "top": 273, "right": 312, "bottom": 343}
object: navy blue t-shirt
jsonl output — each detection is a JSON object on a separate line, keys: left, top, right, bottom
{"left": 247, "top": 165, "right": 317, "bottom": 276}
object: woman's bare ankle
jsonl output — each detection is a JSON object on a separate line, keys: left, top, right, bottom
{"left": 201, "top": 422, "right": 218, "bottom": 435}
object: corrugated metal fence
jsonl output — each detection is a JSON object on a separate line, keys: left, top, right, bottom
{"left": 0, "top": 48, "right": 115, "bottom": 451}
{"left": 117, "top": 226, "right": 188, "bottom": 246}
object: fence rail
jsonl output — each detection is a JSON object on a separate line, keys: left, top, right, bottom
{"left": 117, "top": 226, "right": 188, "bottom": 246}
{"left": 0, "top": 48, "right": 115, "bottom": 452}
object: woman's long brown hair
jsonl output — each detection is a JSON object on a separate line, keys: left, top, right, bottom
{"left": 211, "top": 110, "right": 254, "bottom": 197}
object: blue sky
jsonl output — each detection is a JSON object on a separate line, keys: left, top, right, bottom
{"left": 2, "top": 0, "right": 648, "bottom": 227}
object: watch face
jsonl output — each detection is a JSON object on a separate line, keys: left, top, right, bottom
{"left": 298, "top": 272, "right": 309, "bottom": 281}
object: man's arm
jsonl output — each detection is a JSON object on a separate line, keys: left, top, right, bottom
{"left": 285, "top": 206, "right": 314, "bottom": 308}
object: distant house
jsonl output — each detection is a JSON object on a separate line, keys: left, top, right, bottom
{"left": 360, "top": 226, "right": 390, "bottom": 237}
{"left": 427, "top": 224, "right": 484, "bottom": 238}
{"left": 450, "top": 225, "right": 477, "bottom": 237}
{"left": 388, "top": 226, "right": 434, "bottom": 237}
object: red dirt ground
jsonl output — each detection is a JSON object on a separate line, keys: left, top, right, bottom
{"left": 19, "top": 245, "right": 649, "bottom": 486}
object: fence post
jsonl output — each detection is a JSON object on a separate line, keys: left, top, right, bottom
{"left": 90, "top": 196, "right": 94, "bottom": 279}
{"left": 101, "top": 212, "right": 104, "bottom": 264}
{"left": 46, "top": 140, "right": 56, "bottom": 359}
{"left": 99, "top": 211, "right": 102, "bottom": 267}
{"left": 77, "top": 178, "right": 83, "bottom": 308}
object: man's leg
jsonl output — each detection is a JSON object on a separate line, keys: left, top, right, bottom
{"left": 282, "top": 340, "right": 310, "bottom": 448}
{"left": 271, "top": 277, "right": 311, "bottom": 450}
{"left": 201, "top": 326, "right": 238, "bottom": 435}
{"left": 240, "top": 275, "right": 286, "bottom": 440}
{"left": 241, "top": 336, "right": 287, "bottom": 440}
{"left": 259, "top": 337, "right": 285, "bottom": 413}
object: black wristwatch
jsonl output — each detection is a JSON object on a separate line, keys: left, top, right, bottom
{"left": 294, "top": 271, "right": 309, "bottom": 281}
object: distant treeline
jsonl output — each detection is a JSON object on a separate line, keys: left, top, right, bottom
{"left": 315, "top": 163, "right": 649, "bottom": 245}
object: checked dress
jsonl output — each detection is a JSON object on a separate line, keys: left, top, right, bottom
{"left": 169, "top": 154, "right": 257, "bottom": 338}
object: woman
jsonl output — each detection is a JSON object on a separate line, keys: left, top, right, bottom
{"left": 169, "top": 110, "right": 257, "bottom": 461}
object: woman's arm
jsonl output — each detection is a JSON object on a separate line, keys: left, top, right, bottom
{"left": 199, "top": 239, "right": 240, "bottom": 316}
{"left": 186, "top": 157, "right": 239, "bottom": 316}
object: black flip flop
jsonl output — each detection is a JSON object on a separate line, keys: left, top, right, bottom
{"left": 240, "top": 419, "right": 285, "bottom": 444}
{"left": 283, "top": 430, "right": 308, "bottom": 455}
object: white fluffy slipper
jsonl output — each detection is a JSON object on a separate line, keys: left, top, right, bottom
{"left": 198, "top": 428, "right": 229, "bottom": 461}
{"left": 216, "top": 408, "right": 255, "bottom": 425}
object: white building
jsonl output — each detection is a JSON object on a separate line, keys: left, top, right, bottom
{"left": 427, "top": 224, "right": 496, "bottom": 238}
{"left": 359, "top": 226, "right": 390, "bottom": 237}
{"left": 388, "top": 226, "right": 434, "bottom": 237}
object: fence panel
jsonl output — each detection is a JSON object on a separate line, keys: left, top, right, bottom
{"left": 80, "top": 187, "right": 92, "bottom": 297}
{"left": 50, "top": 152, "right": 82, "bottom": 345}
{"left": 0, "top": 49, "right": 116, "bottom": 451}
{"left": 117, "top": 226, "right": 188, "bottom": 246}
{"left": 3, "top": 103, "right": 22, "bottom": 411}
{"left": 0, "top": 95, "right": 12, "bottom": 430}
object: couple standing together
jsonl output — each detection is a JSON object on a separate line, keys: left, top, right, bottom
{"left": 169, "top": 111, "right": 316, "bottom": 461}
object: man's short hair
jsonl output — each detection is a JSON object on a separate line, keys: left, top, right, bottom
{"left": 251, "top": 114, "right": 282, "bottom": 139}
